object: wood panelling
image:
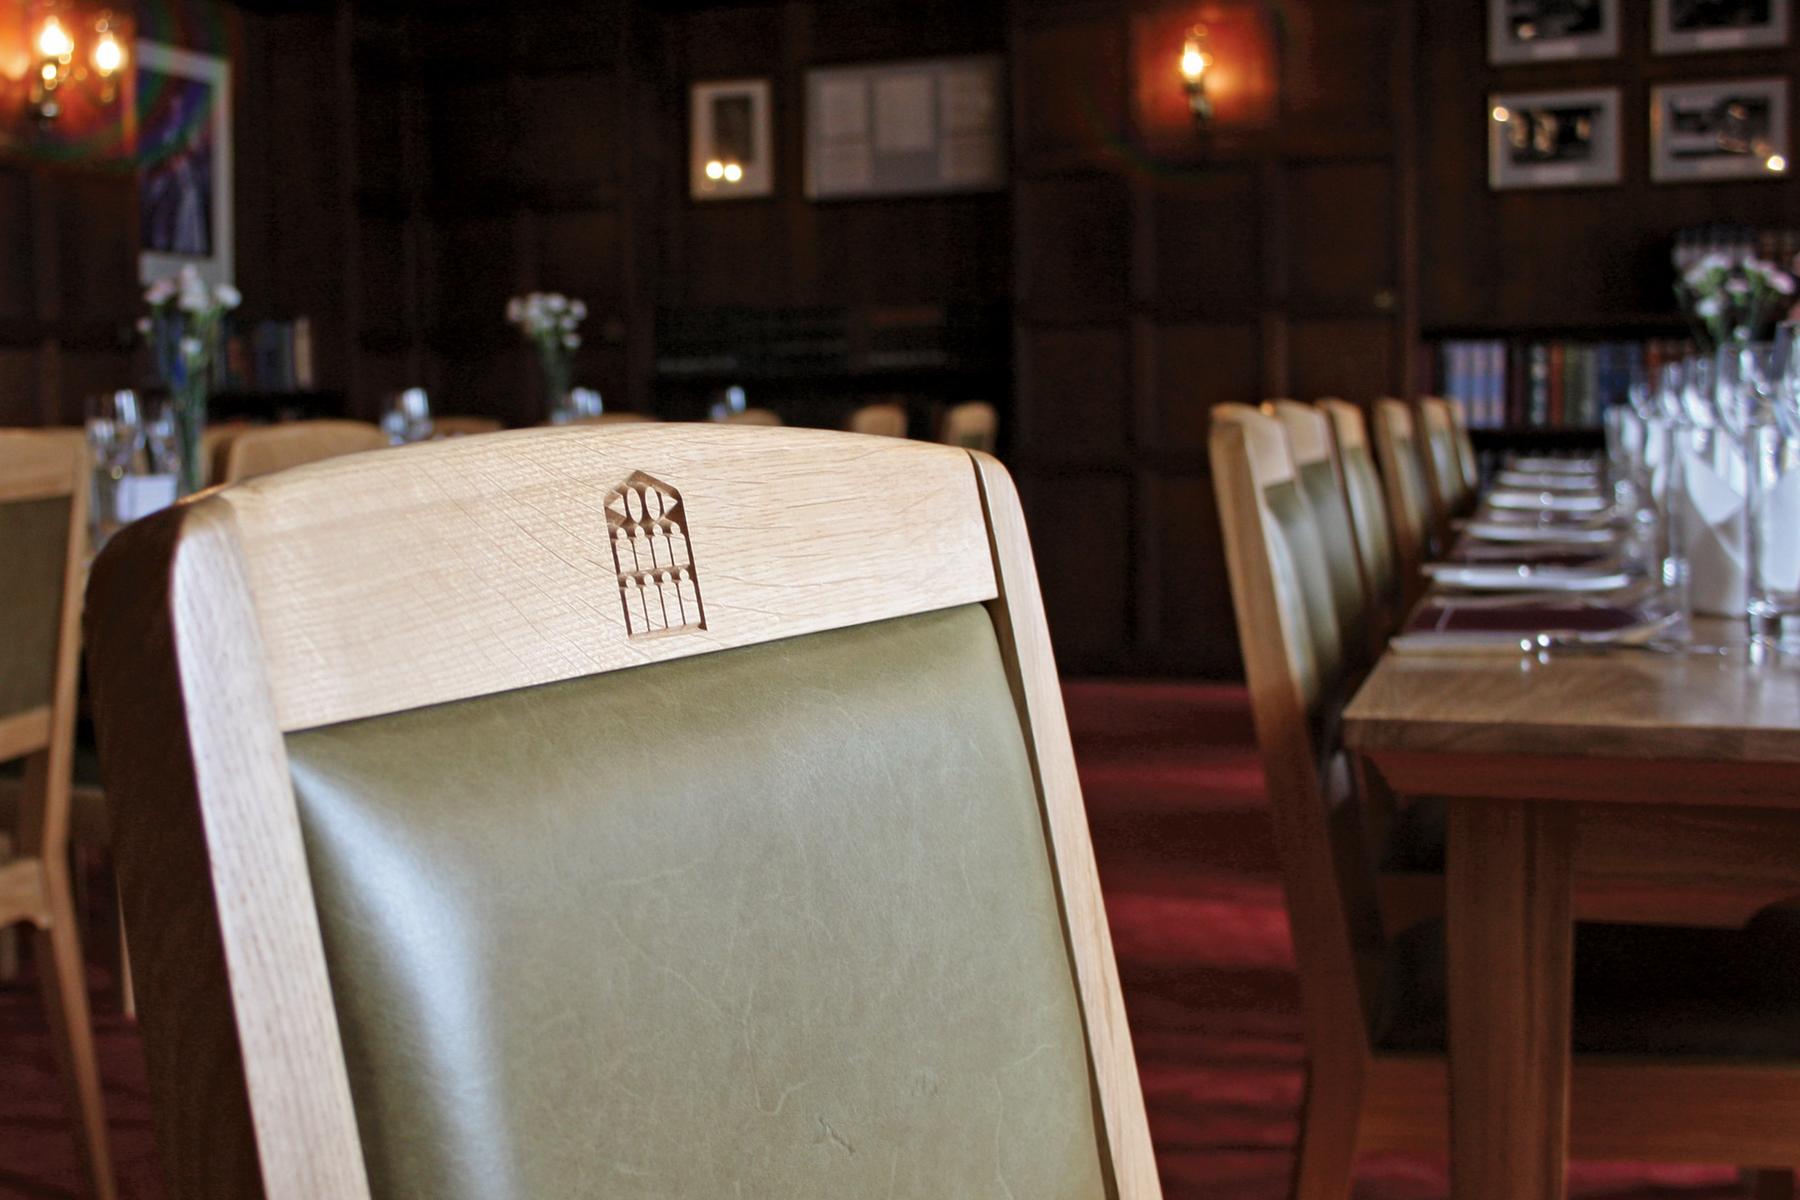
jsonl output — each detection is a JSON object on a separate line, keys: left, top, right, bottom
{"left": 0, "top": 169, "right": 33, "bottom": 319}
{"left": 1134, "top": 168, "right": 1261, "bottom": 314}
{"left": 1288, "top": 316, "right": 1394, "bottom": 402}
{"left": 1015, "top": 19, "right": 1127, "bottom": 170}
{"left": 1017, "top": 175, "right": 1131, "bottom": 322}
{"left": 1017, "top": 326, "right": 1130, "bottom": 454}
{"left": 1148, "top": 475, "right": 1240, "bottom": 673}
{"left": 1134, "top": 319, "right": 1259, "bottom": 453}
{"left": 1017, "top": 470, "right": 1134, "bottom": 662}
{"left": 1285, "top": 161, "right": 1393, "bottom": 311}
{"left": 0, "top": 348, "right": 37, "bottom": 426}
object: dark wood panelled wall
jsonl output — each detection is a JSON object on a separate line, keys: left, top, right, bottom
{"left": 13, "top": 0, "right": 1784, "bottom": 676}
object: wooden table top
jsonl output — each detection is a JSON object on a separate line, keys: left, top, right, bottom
{"left": 1345, "top": 619, "right": 1800, "bottom": 765}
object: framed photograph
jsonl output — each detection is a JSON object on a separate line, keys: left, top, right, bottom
{"left": 1489, "top": 88, "right": 1622, "bottom": 190}
{"left": 1489, "top": 0, "right": 1619, "bottom": 64}
{"left": 689, "top": 79, "right": 773, "bottom": 201}
{"left": 1652, "top": 78, "right": 1790, "bottom": 182}
{"left": 136, "top": 41, "right": 232, "bottom": 288}
{"left": 1654, "top": 0, "right": 1790, "bottom": 54}
{"left": 805, "top": 56, "right": 1005, "bottom": 200}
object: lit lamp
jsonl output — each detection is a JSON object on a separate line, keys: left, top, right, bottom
{"left": 1179, "top": 24, "right": 1213, "bottom": 128}
{"left": 704, "top": 158, "right": 745, "bottom": 186}
{"left": 27, "top": 8, "right": 127, "bottom": 123}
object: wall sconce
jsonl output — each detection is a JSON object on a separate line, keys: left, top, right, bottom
{"left": 703, "top": 158, "right": 745, "bottom": 186}
{"left": 1179, "top": 24, "right": 1213, "bottom": 128}
{"left": 28, "top": 8, "right": 126, "bottom": 123}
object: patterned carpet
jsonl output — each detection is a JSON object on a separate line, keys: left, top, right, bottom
{"left": 0, "top": 681, "right": 1750, "bottom": 1198}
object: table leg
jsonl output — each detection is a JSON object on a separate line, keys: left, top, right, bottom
{"left": 1447, "top": 799, "right": 1574, "bottom": 1200}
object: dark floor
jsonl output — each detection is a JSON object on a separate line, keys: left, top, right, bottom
{"left": 0, "top": 681, "right": 1750, "bottom": 1198}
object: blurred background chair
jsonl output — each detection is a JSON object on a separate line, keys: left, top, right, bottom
{"left": 1317, "top": 399, "right": 1401, "bottom": 640}
{"left": 220, "top": 420, "right": 388, "bottom": 483}
{"left": 848, "top": 401, "right": 907, "bottom": 438}
{"left": 719, "top": 407, "right": 783, "bottom": 426}
{"left": 431, "top": 416, "right": 503, "bottom": 437}
{"left": 0, "top": 431, "right": 116, "bottom": 1200}
{"left": 1370, "top": 399, "right": 1434, "bottom": 607}
{"left": 939, "top": 401, "right": 998, "bottom": 453}
{"left": 1418, "top": 396, "right": 1473, "bottom": 523}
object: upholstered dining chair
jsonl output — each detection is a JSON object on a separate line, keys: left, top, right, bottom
{"left": 221, "top": 419, "right": 389, "bottom": 483}
{"left": 1370, "top": 399, "right": 1435, "bottom": 605}
{"left": 1211, "top": 404, "right": 1800, "bottom": 1200}
{"left": 848, "top": 401, "right": 908, "bottom": 438}
{"left": 83, "top": 425, "right": 1160, "bottom": 1200}
{"left": 430, "top": 415, "right": 504, "bottom": 437}
{"left": 1264, "top": 400, "right": 1379, "bottom": 671}
{"left": 939, "top": 401, "right": 998, "bottom": 453}
{"left": 1316, "top": 400, "right": 1400, "bottom": 638}
{"left": 1444, "top": 397, "right": 1481, "bottom": 498}
{"left": 719, "top": 407, "right": 783, "bottom": 426}
{"left": 1418, "top": 396, "right": 1472, "bottom": 522}
{"left": 558, "top": 412, "right": 660, "bottom": 426}
{"left": 0, "top": 431, "right": 116, "bottom": 1200}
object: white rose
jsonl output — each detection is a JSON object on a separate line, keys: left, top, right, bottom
{"left": 569, "top": 300, "right": 587, "bottom": 320}
{"left": 1696, "top": 295, "right": 1724, "bottom": 319}
{"left": 214, "top": 283, "right": 242, "bottom": 309}
{"left": 563, "top": 333, "right": 581, "bottom": 350}
{"left": 1774, "top": 272, "right": 1797, "bottom": 296}
{"left": 145, "top": 277, "right": 177, "bottom": 305}
{"left": 180, "top": 336, "right": 204, "bottom": 358}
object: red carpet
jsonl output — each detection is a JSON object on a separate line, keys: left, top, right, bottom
{"left": 0, "top": 682, "right": 1751, "bottom": 1198}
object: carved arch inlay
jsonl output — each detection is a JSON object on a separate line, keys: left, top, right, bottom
{"left": 603, "top": 472, "right": 706, "bottom": 637}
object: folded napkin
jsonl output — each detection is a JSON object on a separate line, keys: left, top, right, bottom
{"left": 1496, "top": 470, "right": 1603, "bottom": 491}
{"left": 1445, "top": 541, "right": 1613, "bottom": 566}
{"left": 1678, "top": 438, "right": 1746, "bottom": 616}
{"left": 1760, "top": 467, "right": 1800, "bottom": 596}
{"left": 1488, "top": 489, "right": 1610, "bottom": 514}
{"left": 1511, "top": 455, "right": 1601, "bottom": 475}
{"left": 1465, "top": 520, "right": 1619, "bottom": 546}
{"left": 1404, "top": 598, "right": 1654, "bottom": 637}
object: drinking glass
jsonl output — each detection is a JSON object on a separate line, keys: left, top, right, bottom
{"left": 1673, "top": 353, "right": 1746, "bottom": 618}
{"left": 382, "top": 387, "right": 434, "bottom": 443}
{"left": 142, "top": 401, "right": 183, "bottom": 477}
{"left": 85, "top": 390, "right": 143, "bottom": 543}
{"left": 1750, "top": 326, "right": 1800, "bottom": 644}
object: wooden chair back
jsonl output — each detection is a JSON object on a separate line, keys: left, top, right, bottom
{"left": 1446, "top": 397, "right": 1480, "bottom": 496}
{"left": 1265, "top": 400, "right": 1375, "bottom": 669}
{"left": 1317, "top": 399, "right": 1400, "bottom": 631}
{"left": 720, "top": 408, "right": 783, "bottom": 427}
{"left": 431, "top": 416, "right": 503, "bottom": 437}
{"left": 84, "top": 426, "right": 1159, "bottom": 1200}
{"left": 0, "top": 430, "right": 115, "bottom": 1198}
{"left": 939, "top": 401, "right": 998, "bottom": 452}
{"left": 558, "top": 412, "right": 660, "bottom": 426}
{"left": 221, "top": 420, "right": 389, "bottom": 483}
{"left": 202, "top": 421, "right": 253, "bottom": 487}
{"left": 1370, "top": 398, "right": 1434, "bottom": 598}
{"left": 1418, "top": 396, "right": 1470, "bottom": 521}
{"left": 1208, "top": 405, "right": 1385, "bottom": 1071}
{"left": 848, "top": 402, "right": 907, "bottom": 438}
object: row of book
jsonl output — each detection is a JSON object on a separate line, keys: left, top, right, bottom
{"left": 1434, "top": 338, "right": 1693, "bottom": 431}
{"left": 215, "top": 318, "right": 318, "bottom": 393}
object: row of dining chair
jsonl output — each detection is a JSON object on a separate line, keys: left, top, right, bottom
{"left": 198, "top": 401, "right": 1001, "bottom": 486}
{"left": 1209, "top": 397, "right": 1800, "bottom": 1198}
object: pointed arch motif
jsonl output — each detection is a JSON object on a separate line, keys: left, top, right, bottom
{"left": 603, "top": 471, "right": 706, "bottom": 637}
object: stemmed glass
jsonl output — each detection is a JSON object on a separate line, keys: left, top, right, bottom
{"left": 382, "top": 387, "right": 435, "bottom": 444}
{"left": 85, "top": 390, "right": 142, "bottom": 541}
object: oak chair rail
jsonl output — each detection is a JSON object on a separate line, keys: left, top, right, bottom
{"left": 940, "top": 400, "right": 998, "bottom": 452}
{"left": 84, "top": 425, "right": 1159, "bottom": 1200}
{"left": 847, "top": 401, "right": 908, "bottom": 438}
{"left": 1370, "top": 397, "right": 1433, "bottom": 607}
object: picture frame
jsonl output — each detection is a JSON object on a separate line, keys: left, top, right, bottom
{"left": 804, "top": 56, "right": 1005, "bottom": 201}
{"left": 1488, "top": 87, "right": 1623, "bottom": 190}
{"left": 1489, "top": 0, "right": 1620, "bottom": 65}
{"left": 136, "top": 41, "right": 233, "bottom": 288}
{"left": 689, "top": 79, "right": 773, "bottom": 201}
{"left": 1651, "top": 77, "right": 1790, "bottom": 182}
{"left": 1654, "top": 0, "right": 1790, "bottom": 55}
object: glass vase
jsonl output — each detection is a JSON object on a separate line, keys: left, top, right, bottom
{"left": 172, "top": 383, "right": 208, "bottom": 496}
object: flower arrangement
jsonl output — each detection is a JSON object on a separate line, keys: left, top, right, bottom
{"left": 1675, "top": 252, "right": 1796, "bottom": 351}
{"left": 140, "top": 265, "right": 240, "bottom": 493}
{"left": 506, "top": 292, "right": 587, "bottom": 415}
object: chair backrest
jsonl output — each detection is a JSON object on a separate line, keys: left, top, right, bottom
{"left": 431, "top": 416, "right": 503, "bottom": 437}
{"left": 721, "top": 408, "right": 783, "bottom": 427}
{"left": 1317, "top": 399, "right": 1399, "bottom": 628}
{"left": 1207, "top": 406, "right": 1385, "bottom": 1074}
{"left": 1370, "top": 398, "right": 1433, "bottom": 595}
{"left": 1265, "top": 400, "right": 1372, "bottom": 668}
{"left": 0, "top": 431, "right": 87, "bottom": 868}
{"left": 84, "top": 426, "right": 1159, "bottom": 1200}
{"left": 1417, "top": 396, "right": 1468, "bottom": 522}
{"left": 940, "top": 401, "right": 998, "bottom": 452}
{"left": 203, "top": 421, "right": 253, "bottom": 487}
{"left": 848, "top": 402, "right": 907, "bottom": 438}
{"left": 222, "top": 420, "right": 389, "bottom": 483}
{"left": 1446, "top": 396, "right": 1480, "bottom": 496}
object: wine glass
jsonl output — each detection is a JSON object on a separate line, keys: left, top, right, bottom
{"left": 85, "top": 390, "right": 143, "bottom": 544}
{"left": 382, "top": 387, "right": 434, "bottom": 444}
{"left": 142, "top": 401, "right": 183, "bottom": 477}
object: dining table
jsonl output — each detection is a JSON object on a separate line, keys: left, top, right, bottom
{"left": 1345, "top": 536, "right": 1800, "bottom": 1199}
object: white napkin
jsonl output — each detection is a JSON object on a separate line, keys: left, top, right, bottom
{"left": 1678, "top": 440, "right": 1746, "bottom": 616}
{"left": 1758, "top": 468, "right": 1800, "bottom": 596}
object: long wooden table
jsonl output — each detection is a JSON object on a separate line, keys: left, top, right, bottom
{"left": 1345, "top": 618, "right": 1800, "bottom": 1200}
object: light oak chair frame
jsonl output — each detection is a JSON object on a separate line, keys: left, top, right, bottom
{"left": 84, "top": 425, "right": 1160, "bottom": 1200}
{"left": 1418, "top": 396, "right": 1472, "bottom": 523}
{"left": 939, "top": 400, "right": 998, "bottom": 452}
{"left": 0, "top": 432, "right": 116, "bottom": 1200}
{"left": 1211, "top": 408, "right": 1800, "bottom": 1200}
{"left": 1316, "top": 399, "right": 1401, "bottom": 640}
{"left": 1444, "top": 396, "right": 1481, "bottom": 498}
{"left": 847, "top": 401, "right": 908, "bottom": 438}
{"left": 1370, "top": 398, "right": 1434, "bottom": 607}
{"left": 220, "top": 420, "right": 389, "bottom": 483}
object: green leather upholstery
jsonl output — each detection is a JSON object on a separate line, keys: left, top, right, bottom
{"left": 1376, "top": 916, "right": 1800, "bottom": 1058}
{"left": 1337, "top": 445, "right": 1395, "bottom": 605}
{"left": 1297, "top": 460, "right": 1367, "bottom": 645}
{"left": 285, "top": 604, "right": 1107, "bottom": 1200}
{"left": 0, "top": 496, "right": 70, "bottom": 722}
{"left": 1262, "top": 480, "right": 1344, "bottom": 712}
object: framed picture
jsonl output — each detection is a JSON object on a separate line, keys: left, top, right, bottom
{"left": 805, "top": 56, "right": 1005, "bottom": 200}
{"left": 1654, "top": 0, "right": 1790, "bottom": 54}
{"left": 1489, "top": 88, "right": 1622, "bottom": 190}
{"left": 1489, "top": 0, "right": 1619, "bottom": 64}
{"left": 136, "top": 41, "right": 232, "bottom": 288}
{"left": 689, "top": 79, "right": 773, "bottom": 200}
{"left": 1652, "top": 77, "right": 1790, "bottom": 182}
